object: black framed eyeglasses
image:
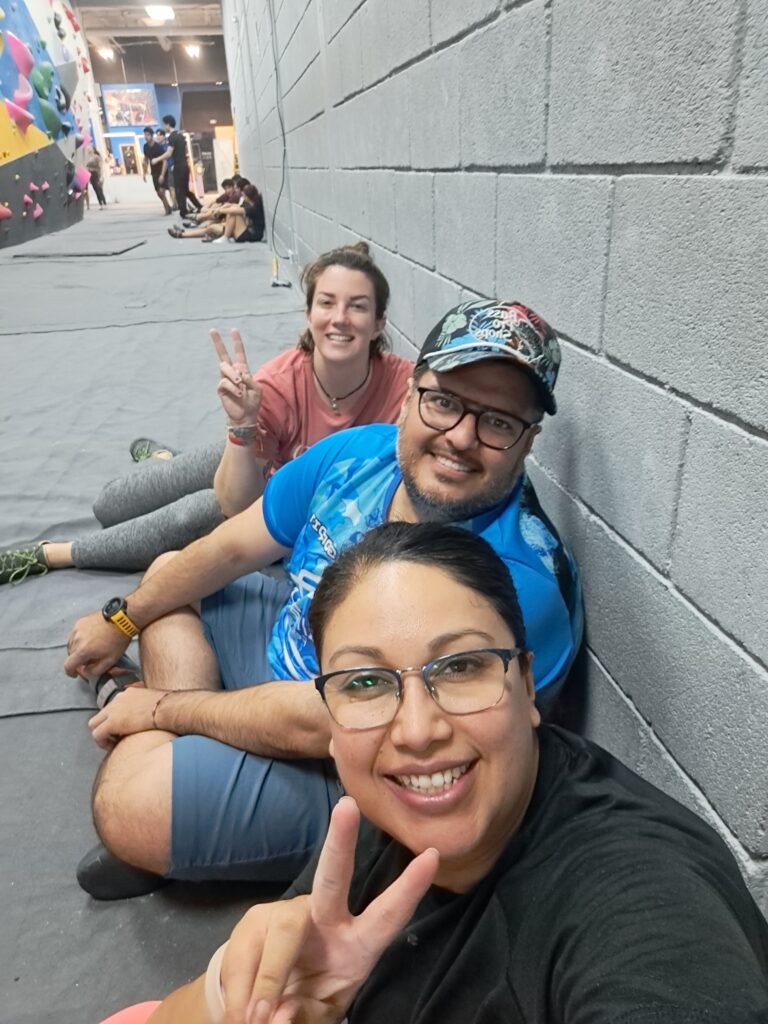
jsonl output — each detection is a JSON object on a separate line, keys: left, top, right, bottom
{"left": 416, "top": 387, "right": 538, "bottom": 450}
{"left": 315, "top": 647, "right": 522, "bottom": 730}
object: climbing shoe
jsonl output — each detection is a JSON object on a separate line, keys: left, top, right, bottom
{"left": 0, "top": 543, "right": 49, "bottom": 585}
{"left": 129, "top": 437, "right": 178, "bottom": 462}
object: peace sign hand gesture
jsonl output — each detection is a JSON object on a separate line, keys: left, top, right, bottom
{"left": 210, "top": 327, "right": 263, "bottom": 427}
{"left": 219, "top": 797, "right": 439, "bottom": 1024}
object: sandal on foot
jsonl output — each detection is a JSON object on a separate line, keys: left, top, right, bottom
{"left": 167, "top": 226, "right": 184, "bottom": 238}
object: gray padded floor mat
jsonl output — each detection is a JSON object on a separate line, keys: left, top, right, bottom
{"left": 0, "top": 198, "right": 303, "bottom": 1022}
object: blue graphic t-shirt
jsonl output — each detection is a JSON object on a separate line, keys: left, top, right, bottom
{"left": 261, "top": 424, "right": 583, "bottom": 697}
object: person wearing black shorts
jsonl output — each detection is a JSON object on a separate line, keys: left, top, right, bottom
{"left": 153, "top": 115, "right": 202, "bottom": 219}
{"left": 142, "top": 127, "right": 171, "bottom": 215}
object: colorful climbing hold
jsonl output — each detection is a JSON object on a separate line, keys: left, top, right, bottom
{"left": 28, "top": 181, "right": 38, "bottom": 192}
{"left": 32, "top": 202, "right": 43, "bottom": 219}
{"left": 13, "top": 75, "right": 33, "bottom": 108}
{"left": 72, "top": 164, "right": 90, "bottom": 190}
{"left": 0, "top": 206, "right": 12, "bottom": 221}
{"left": 41, "top": 180, "right": 49, "bottom": 190}
{"left": 0, "top": 7, "right": 6, "bottom": 19}
{"left": 55, "top": 84, "right": 71, "bottom": 112}
{"left": 30, "top": 63, "right": 54, "bottom": 98}
{"left": 22, "top": 193, "right": 33, "bottom": 204}
{"left": 38, "top": 97, "right": 62, "bottom": 135}
{"left": 4, "top": 99, "right": 35, "bottom": 132}
{"left": 6, "top": 31, "right": 34, "bottom": 76}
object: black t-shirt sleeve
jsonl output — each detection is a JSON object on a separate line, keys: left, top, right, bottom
{"left": 542, "top": 840, "right": 768, "bottom": 1023}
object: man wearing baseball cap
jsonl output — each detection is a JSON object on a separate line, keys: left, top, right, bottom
{"left": 65, "top": 300, "right": 583, "bottom": 898}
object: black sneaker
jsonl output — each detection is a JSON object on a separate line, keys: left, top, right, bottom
{"left": 0, "top": 542, "right": 49, "bottom": 585}
{"left": 77, "top": 842, "right": 169, "bottom": 900}
{"left": 88, "top": 654, "right": 143, "bottom": 709}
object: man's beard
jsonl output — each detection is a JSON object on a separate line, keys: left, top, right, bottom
{"left": 396, "top": 434, "right": 519, "bottom": 524}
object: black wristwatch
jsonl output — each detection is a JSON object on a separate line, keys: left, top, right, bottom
{"left": 102, "top": 597, "right": 139, "bottom": 638}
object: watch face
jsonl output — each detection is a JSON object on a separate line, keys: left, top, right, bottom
{"left": 104, "top": 597, "right": 124, "bottom": 617}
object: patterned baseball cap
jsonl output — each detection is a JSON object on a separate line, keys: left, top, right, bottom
{"left": 417, "top": 300, "right": 562, "bottom": 414}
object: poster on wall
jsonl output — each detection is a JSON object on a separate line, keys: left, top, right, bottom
{"left": 102, "top": 84, "right": 159, "bottom": 127}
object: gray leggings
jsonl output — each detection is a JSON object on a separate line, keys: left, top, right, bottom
{"left": 71, "top": 442, "right": 226, "bottom": 571}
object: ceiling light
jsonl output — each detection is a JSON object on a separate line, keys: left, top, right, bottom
{"left": 97, "top": 47, "right": 115, "bottom": 60}
{"left": 209, "top": 118, "right": 217, "bottom": 125}
{"left": 215, "top": 81, "right": 223, "bottom": 86}
{"left": 185, "top": 43, "right": 200, "bottom": 58}
{"left": 145, "top": 5, "right": 175, "bottom": 21}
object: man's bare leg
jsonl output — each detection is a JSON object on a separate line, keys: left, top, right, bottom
{"left": 89, "top": 550, "right": 220, "bottom": 874}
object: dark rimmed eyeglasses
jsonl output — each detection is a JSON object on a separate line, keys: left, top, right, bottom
{"left": 315, "top": 647, "right": 522, "bottom": 730}
{"left": 416, "top": 387, "right": 538, "bottom": 450}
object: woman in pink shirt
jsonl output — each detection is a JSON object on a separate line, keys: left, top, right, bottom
{"left": 2, "top": 243, "right": 413, "bottom": 583}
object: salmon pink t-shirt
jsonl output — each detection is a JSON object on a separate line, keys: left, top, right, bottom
{"left": 252, "top": 348, "right": 412, "bottom": 473}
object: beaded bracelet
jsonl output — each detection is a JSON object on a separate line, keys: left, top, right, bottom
{"left": 151, "top": 691, "right": 173, "bottom": 730}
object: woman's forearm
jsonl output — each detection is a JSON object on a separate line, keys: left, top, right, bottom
{"left": 147, "top": 975, "right": 212, "bottom": 1023}
{"left": 213, "top": 440, "right": 268, "bottom": 518}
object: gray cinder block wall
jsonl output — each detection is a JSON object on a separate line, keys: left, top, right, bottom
{"left": 223, "top": 0, "right": 768, "bottom": 910}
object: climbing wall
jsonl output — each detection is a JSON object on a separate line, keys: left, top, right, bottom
{"left": 0, "top": 0, "right": 97, "bottom": 246}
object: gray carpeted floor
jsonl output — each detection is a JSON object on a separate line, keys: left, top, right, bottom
{"left": 0, "top": 190, "right": 305, "bottom": 1023}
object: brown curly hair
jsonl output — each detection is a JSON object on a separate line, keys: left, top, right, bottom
{"left": 297, "top": 242, "right": 390, "bottom": 356}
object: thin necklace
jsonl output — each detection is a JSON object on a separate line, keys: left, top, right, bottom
{"left": 312, "top": 358, "right": 371, "bottom": 411}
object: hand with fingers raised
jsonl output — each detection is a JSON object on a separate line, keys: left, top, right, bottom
{"left": 214, "top": 796, "right": 439, "bottom": 1024}
{"left": 210, "top": 328, "right": 263, "bottom": 431}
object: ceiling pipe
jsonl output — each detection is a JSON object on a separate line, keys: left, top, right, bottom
{"left": 81, "top": 24, "right": 223, "bottom": 35}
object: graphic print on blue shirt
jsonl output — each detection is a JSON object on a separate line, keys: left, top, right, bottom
{"left": 262, "top": 424, "right": 583, "bottom": 695}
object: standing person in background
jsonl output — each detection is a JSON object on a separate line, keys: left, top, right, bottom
{"left": 153, "top": 115, "right": 202, "bottom": 219}
{"left": 154, "top": 129, "right": 176, "bottom": 210}
{"left": 86, "top": 147, "right": 107, "bottom": 209}
{"left": 142, "top": 128, "right": 171, "bottom": 215}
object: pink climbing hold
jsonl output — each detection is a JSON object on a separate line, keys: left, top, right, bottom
{"left": 0, "top": 206, "right": 12, "bottom": 221}
{"left": 14, "top": 75, "right": 33, "bottom": 108}
{"left": 22, "top": 193, "right": 33, "bottom": 205}
{"left": 32, "top": 202, "right": 43, "bottom": 219}
{"left": 6, "top": 31, "right": 34, "bottom": 76}
{"left": 72, "top": 164, "right": 91, "bottom": 190}
{"left": 4, "top": 98, "right": 34, "bottom": 132}
{"left": 29, "top": 181, "right": 38, "bottom": 192}
{"left": 41, "top": 180, "right": 50, "bottom": 191}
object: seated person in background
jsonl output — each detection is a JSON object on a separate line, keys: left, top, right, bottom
{"left": 168, "top": 184, "right": 265, "bottom": 243}
{"left": 0, "top": 243, "right": 410, "bottom": 583}
{"left": 179, "top": 178, "right": 239, "bottom": 228}
{"left": 64, "top": 299, "right": 583, "bottom": 900}
{"left": 117, "top": 523, "right": 768, "bottom": 1024}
